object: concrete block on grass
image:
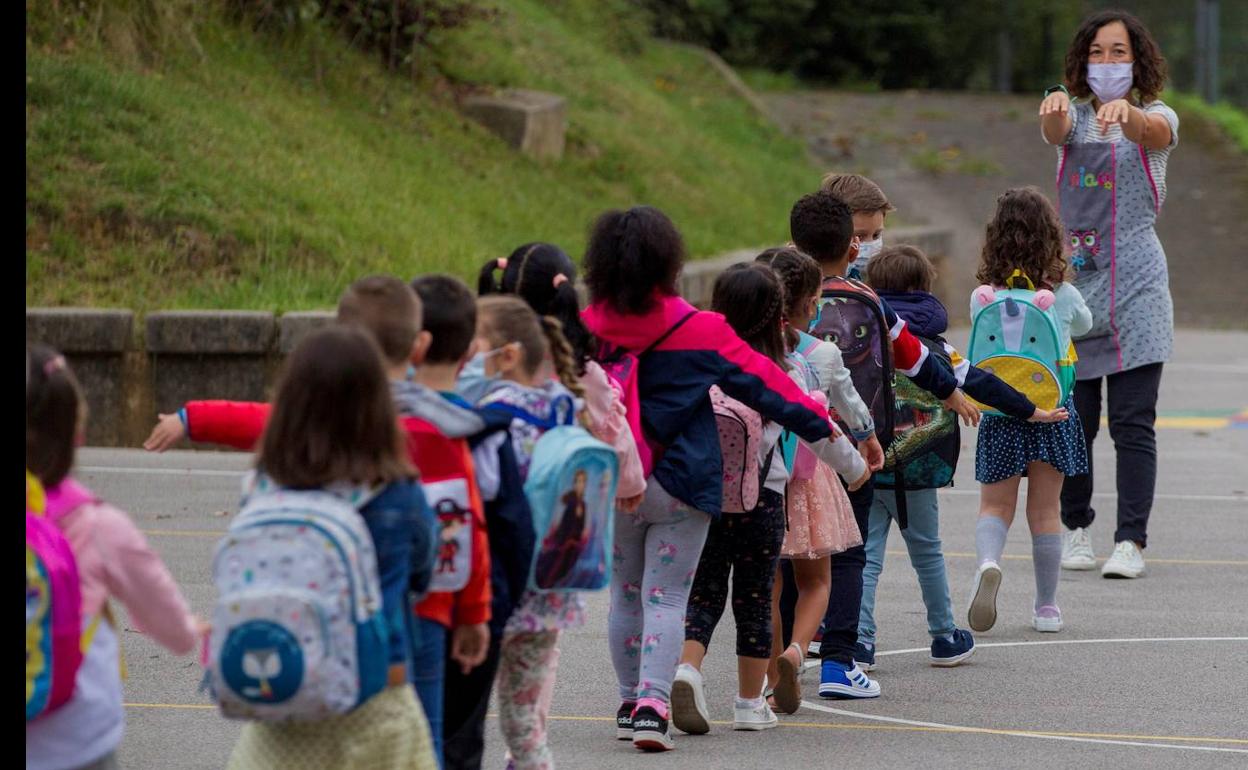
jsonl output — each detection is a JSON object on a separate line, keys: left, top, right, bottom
{"left": 462, "top": 89, "right": 567, "bottom": 160}
{"left": 278, "top": 311, "right": 336, "bottom": 354}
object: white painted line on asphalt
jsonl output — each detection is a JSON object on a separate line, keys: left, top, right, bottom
{"left": 799, "top": 700, "right": 1248, "bottom": 753}
{"left": 80, "top": 465, "right": 245, "bottom": 477}
{"left": 79, "top": 465, "right": 1248, "bottom": 504}
{"left": 801, "top": 637, "right": 1248, "bottom": 753}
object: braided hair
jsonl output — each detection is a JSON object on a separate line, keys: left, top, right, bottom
{"left": 756, "top": 247, "right": 821, "bottom": 352}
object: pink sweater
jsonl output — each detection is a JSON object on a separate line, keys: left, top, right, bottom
{"left": 45, "top": 479, "right": 199, "bottom": 655}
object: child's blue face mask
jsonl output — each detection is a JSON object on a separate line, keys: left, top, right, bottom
{"left": 454, "top": 346, "right": 508, "bottom": 404}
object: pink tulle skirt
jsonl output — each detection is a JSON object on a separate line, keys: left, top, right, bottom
{"left": 782, "top": 460, "right": 861, "bottom": 559}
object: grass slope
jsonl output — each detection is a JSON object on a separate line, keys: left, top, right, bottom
{"left": 26, "top": 2, "right": 817, "bottom": 311}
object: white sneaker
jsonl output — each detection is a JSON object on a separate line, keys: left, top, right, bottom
{"left": 671, "top": 664, "right": 711, "bottom": 735}
{"left": 1101, "top": 540, "right": 1146, "bottom": 579}
{"left": 1061, "top": 527, "right": 1097, "bottom": 570}
{"left": 967, "top": 561, "right": 1002, "bottom": 633}
{"left": 733, "top": 698, "right": 778, "bottom": 731}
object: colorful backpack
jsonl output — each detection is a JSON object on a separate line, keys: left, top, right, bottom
{"left": 597, "top": 311, "right": 696, "bottom": 478}
{"left": 875, "top": 337, "right": 961, "bottom": 491}
{"left": 404, "top": 417, "right": 481, "bottom": 594}
{"left": 26, "top": 472, "right": 83, "bottom": 722}
{"left": 780, "top": 350, "right": 822, "bottom": 483}
{"left": 968, "top": 270, "right": 1076, "bottom": 414}
{"left": 710, "top": 386, "right": 775, "bottom": 513}
{"left": 207, "top": 474, "right": 388, "bottom": 721}
{"left": 498, "top": 394, "right": 619, "bottom": 592}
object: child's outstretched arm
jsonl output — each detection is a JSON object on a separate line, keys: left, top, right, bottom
{"left": 95, "top": 505, "right": 202, "bottom": 655}
{"left": 143, "top": 400, "right": 270, "bottom": 451}
{"left": 807, "top": 433, "right": 870, "bottom": 491}
{"left": 945, "top": 345, "right": 1068, "bottom": 423}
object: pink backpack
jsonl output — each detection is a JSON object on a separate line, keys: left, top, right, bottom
{"left": 26, "top": 476, "right": 84, "bottom": 721}
{"left": 597, "top": 311, "right": 696, "bottom": 478}
{"left": 710, "top": 386, "right": 775, "bottom": 513}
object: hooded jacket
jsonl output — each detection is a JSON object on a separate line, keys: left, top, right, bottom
{"left": 582, "top": 294, "right": 837, "bottom": 517}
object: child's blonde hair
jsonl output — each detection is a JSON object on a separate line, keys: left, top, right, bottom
{"left": 477, "top": 295, "right": 585, "bottom": 401}
{"left": 820, "top": 172, "right": 895, "bottom": 215}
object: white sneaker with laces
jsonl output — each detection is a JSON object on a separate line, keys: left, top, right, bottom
{"left": 1061, "top": 527, "right": 1097, "bottom": 570}
{"left": 1101, "top": 540, "right": 1145, "bottom": 579}
{"left": 733, "top": 698, "right": 778, "bottom": 731}
{"left": 671, "top": 663, "right": 711, "bottom": 735}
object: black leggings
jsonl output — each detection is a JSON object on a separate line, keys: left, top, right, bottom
{"left": 684, "top": 489, "right": 786, "bottom": 659}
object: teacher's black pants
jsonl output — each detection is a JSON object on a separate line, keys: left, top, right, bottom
{"left": 1060, "top": 363, "right": 1163, "bottom": 548}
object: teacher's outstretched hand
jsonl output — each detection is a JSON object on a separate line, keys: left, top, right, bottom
{"left": 1038, "top": 10, "right": 1179, "bottom": 583}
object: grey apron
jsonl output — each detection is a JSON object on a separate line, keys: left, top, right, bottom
{"left": 1056, "top": 140, "right": 1173, "bottom": 380}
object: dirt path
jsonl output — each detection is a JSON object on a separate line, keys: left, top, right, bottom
{"left": 763, "top": 90, "right": 1248, "bottom": 329}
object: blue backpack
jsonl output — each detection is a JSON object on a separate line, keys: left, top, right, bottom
{"left": 968, "top": 270, "right": 1076, "bottom": 415}
{"left": 207, "top": 474, "right": 388, "bottom": 721}
{"left": 494, "top": 395, "right": 619, "bottom": 592}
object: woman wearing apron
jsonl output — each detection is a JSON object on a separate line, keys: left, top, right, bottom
{"left": 1038, "top": 10, "right": 1178, "bottom": 580}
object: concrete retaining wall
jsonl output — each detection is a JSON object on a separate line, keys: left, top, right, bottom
{"left": 25, "top": 224, "right": 952, "bottom": 447}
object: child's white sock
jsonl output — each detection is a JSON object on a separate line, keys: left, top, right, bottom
{"left": 975, "top": 516, "right": 1009, "bottom": 566}
{"left": 735, "top": 695, "right": 764, "bottom": 710}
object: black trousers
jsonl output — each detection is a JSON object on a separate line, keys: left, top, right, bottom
{"left": 1060, "top": 363, "right": 1163, "bottom": 548}
{"left": 442, "top": 632, "right": 503, "bottom": 770}
{"left": 780, "top": 478, "right": 873, "bottom": 666}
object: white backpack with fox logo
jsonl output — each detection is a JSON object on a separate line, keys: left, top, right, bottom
{"left": 206, "top": 473, "right": 388, "bottom": 722}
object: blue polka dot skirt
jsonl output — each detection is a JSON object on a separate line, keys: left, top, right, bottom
{"left": 974, "top": 397, "right": 1089, "bottom": 484}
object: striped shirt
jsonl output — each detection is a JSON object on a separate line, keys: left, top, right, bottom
{"left": 1049, "top": 100, "right": 1180, "bottom": 206}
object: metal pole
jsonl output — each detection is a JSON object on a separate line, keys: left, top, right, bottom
{"left": 1195, "top": 0, "right": 1207, "bottom": 99}
{"left": 1207, "top": 0, "right": 1220, "bottom": 103}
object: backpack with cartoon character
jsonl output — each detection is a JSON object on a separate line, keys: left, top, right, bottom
{"left": 968, "top": 270, "right": 1076, "bottom": 414}
{"left": 485, "top": 393, "right": 619, "bottom": 593}
{"left": 874, "top": 337, "right": 961, "bottom": 491}
{"left": 207, "top": 473, "right": 388, "bottom": 721}
{"left": 403, "top": 417, "right": 481, "bottom": 594}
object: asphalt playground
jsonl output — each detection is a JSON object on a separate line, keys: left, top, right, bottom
{"left": 85, "top": 329, "right": 1247, "bottom": 769}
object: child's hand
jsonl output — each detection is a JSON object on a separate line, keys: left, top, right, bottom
{"left": 450, "top": 622, "right": 490, "bottom": 675}
{"left": 857, "top": 434, "right": 885, "bottom": 472}
{"left": 1028, "top": 407, "right": 1070, "bottom": 424}
{"left": 193, "top": 616, "right": 212, "bottom": 638}
{"left": 616, "top": 494, "right": 644, "bottom": 514}
{"left": 144, "top": 413, "right": 186, "bottom": 452}
{"left": 942, "top": 390, "right": 981, "bottom": 427}
{"left": 846, "top": 466, "right": 872, "bottom": 493}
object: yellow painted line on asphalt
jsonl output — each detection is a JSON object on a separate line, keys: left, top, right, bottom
{"left": 892, "top": 549, "right": 1248, "bottom": 567}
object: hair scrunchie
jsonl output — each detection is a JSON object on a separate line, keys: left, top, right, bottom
{"left": 552, "top": 274, "right": 569, "bottom": 288}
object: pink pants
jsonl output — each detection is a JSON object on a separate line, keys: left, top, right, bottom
{"left": 497, "top": 630, "right": 560, "bottom": 770}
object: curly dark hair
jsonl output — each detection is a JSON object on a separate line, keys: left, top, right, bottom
{"left": 1064, "top": 10, "right": 1168, "bottom": 104}
{"left": 583, "top": 206, "right": 685, "bottom": 315}
{"left": 977, "top": 187, "right": 1069, "bottom": 290}
{"left": 711, "top": 263, "right": 789, "bottom": 368}
{"left": 790, "top": 190, "right": 854, "bottom": 266}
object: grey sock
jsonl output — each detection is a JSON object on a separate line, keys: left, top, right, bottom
{"left": 1032, "top": 534, "right": 1062, "bottom": 610}
{"left": 975, "top": 516, "right": 1009, "bottom": 567}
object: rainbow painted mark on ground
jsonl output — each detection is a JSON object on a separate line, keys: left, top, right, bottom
{"left": 1104, "top": 408, "right": 1248, "bottom": 431}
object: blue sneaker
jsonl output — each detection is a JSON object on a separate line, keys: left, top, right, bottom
{"left": 929, "top": 628, "right": 976, "bottom": 667}
{"left": 818, "top": 659, "right": 880, "bottom": 699}
{"left": 853, "top": 642, "right": 876, "bottom": 671}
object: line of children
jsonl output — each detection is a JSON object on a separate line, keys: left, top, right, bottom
{"left": 28, "top": 180, "right": 1098, "bottom": 766}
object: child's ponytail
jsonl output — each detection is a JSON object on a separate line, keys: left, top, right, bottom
{"left": 477, "top": 257, "right": 508, "bottom": 295}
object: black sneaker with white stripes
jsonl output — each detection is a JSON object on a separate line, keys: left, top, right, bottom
{"left": 616, "top": 702, "right": 634, "bottom": 740}
{"left": 631, "top": 706, "right": 675, "bottom": 751}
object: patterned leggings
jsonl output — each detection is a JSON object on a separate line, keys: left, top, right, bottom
{"left": 685, "top": 489, "right": 786, "bottom": 659}
{"left": 608, "top": 480, "right": 712, "bottom": 703}
{"left": 497, "top": 630, "right": 561, "bottom": 770}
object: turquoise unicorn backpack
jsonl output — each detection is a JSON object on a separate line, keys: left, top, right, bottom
{"left": 967, "top": 270, "right": 1077, "bottom": 415}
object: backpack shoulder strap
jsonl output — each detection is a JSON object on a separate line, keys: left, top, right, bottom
{"left": 640, "top": 310, "right": 697, "bottom": 356}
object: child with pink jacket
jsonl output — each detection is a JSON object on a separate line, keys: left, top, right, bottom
{"left": 26, "top": 345, "right": 204, "bottom": 770}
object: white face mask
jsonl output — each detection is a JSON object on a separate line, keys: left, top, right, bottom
{"left": 1087, "top": 62, "right": 1133, "bottom": 103}
{"left": 850, "top": 238, "right": 882, "bottom": 280}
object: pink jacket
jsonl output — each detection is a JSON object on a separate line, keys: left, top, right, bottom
{"left": 44, "top": 479, "right": 199, "bottom": 656}
{"left": 581, "top": 360, "right": 646, "bottom": 499}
